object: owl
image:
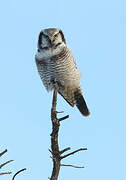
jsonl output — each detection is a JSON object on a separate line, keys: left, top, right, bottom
{"left": 35, "top": 28, "right": 90, "bottom": 116}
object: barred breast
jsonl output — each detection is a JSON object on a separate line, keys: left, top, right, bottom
{"left": 50, "top": 47, "right": 81, "bottom": 87}
{"left": 35, "top": 46, "right": 81, "bottom": 106}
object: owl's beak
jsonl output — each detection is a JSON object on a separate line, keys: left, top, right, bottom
{"left": 50, "top": 39, "right": 56, "bottom": 47}
{"left": 50, "top": 37, "right": 54, "bottom": 43}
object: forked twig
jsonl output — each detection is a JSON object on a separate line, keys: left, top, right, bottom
{"left": 61, "top": 148, "right": 87, "bottom": 159}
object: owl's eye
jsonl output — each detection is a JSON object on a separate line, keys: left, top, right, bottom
{"left": 43, "top": 34, "right": 49, "bottom": 40}
{"left": 54, "top": 33, "right": 59, "bottom": 39}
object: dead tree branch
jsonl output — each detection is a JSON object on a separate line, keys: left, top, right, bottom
{"left": 61, "top": 148, "right": 87, "bottom": 159}
{"left": 0, "top": 148, "right": 26, "bottom": 179}
{"left": 0, "top": 171, "right": 12, "bottom": 175}
{"left": 60, "top": 147, "right": 71, "bottom": 155}
{"left": 0, "top": 149, "right": 8, "bottom": 157}
{"left": 50, "top": 87, "right": 87, "bottom": 180}
{"left": 0, "top": 160, "right": 14, "bottom": 169}
{"left": 12, "top": 168, "right": 26, "bottom": 180}
{"left": 59, "top": 115, "right": 69, "bottom": 121}
{"left": 61, "top": 164, "right": 84, "bottom": 168}
{"left": 0, "top": 149, "right": 13, "bottom": 176}
{"left": 50, "top": 87, "right": 60, "bottom": 180}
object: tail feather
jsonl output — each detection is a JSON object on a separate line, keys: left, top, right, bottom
{"left": 74, "top": 91, "right": 90, "bottom": 117}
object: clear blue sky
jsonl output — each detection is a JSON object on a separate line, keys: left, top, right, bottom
{"left": 0, "top": 0, "right": 126, "bottom": 179}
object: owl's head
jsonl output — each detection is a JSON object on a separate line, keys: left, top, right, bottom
{"left": 37, "top": 28, "right": 66, "bottom": 51}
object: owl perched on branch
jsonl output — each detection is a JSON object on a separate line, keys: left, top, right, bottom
{"left": 35, "top": 28, "right": 90, "bottom": 117}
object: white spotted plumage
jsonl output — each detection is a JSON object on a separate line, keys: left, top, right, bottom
{"left": 35, "top": 28, "right": 90, "bottom": 116}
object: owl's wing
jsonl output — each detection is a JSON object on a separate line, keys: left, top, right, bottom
{"left": 72, "top": 58, "right": 78, "bottom": 69}
{"left": 58, "top": 89, "right": 75, "bottom": 107}
{"left": 57, "top": 82, "right": 75, "bottom": 107}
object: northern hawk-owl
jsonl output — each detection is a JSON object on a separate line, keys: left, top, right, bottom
{"left": 35, "top": 28, "right": 90, "bottom": 116}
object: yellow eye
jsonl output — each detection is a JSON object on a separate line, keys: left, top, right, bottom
{"left": 54, "top": 33, "right": 59, "bottom": 39}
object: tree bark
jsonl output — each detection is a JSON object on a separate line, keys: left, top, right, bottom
{"left": 50, "top": 87, "right": 61, "bottom": 180}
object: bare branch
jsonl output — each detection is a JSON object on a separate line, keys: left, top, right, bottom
{"left": 0, "top": 149, "right": 13, "bottom": 176}
{"left": 50, "top": 87, "right": 87, "bottom": 179}
{"left": 56, "top": 111, "right": 64, "bottom": 114}
{"left": 49, "top": 149, "right": 53, "bottom": 154}
{"left": 0, "top": 171, "right": 12, "bottom": 175}
{"left": 59, "top": 115, "right": 69, "bottom": 121}
{"left": 50, "top": 87, "right": 61, "bottom": 180}
{"left": 52, "top": 87, "right": 58, "bottom": 112}
{"left": 0, "top": 160, "right": 14, "bottom": 169}
{"left": 61, "top": 164, "right": 84, "bottom": 168}
{"left": 0, "top": 149, "right": 7, "bottom": 157}
{"left": 61, "top": 148, "right": 87, "bottom": 159}
{"left": 60, "top": 147, "right": 71, "bottom": 155}
{"left": 12, "top": 168, "right": 26, "bottom": 180}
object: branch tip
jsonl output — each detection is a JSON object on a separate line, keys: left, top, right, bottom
{"left": 59, "top": 115, "right": 69, "bottom": 121}
{"left": 56, "top": 111, "right": 64, "bottom": 114}
{"left": 49, "top": 149, "right": 52, "bottom": 154}
{"left": 61, "top": 164, "right": 84, "bottom": 168}
{"left": 0, "top": 160, "right": 14, "bottom": 169}
{"left": 12, "top": 168, "right": 26, "bottom": 180}
{"left": 61, "top": 148, "right": 87, "bottom": 159}
{"left": 60, "top": 147, "right": 71, "bottom": 155}
{"left": 0, "top": 149, "right": 8, "bottom": 157}
{"left": 0, "top": 171, "right": 12, "bottom": 175}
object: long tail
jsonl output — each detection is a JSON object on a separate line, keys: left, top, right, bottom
{"left": 74, "top": 90, "right": 90, "bottom": 117}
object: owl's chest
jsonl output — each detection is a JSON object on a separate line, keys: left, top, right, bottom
{"left": 39, "top": 58, "right": 66, "bottom": 73}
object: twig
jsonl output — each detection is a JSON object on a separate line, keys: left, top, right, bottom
{"left": 0, "top": 172, "right": 12, "bottom": 175}
{"left": 0, "top": 160, "right": 14, "bottom": 169}
{"left": 0, "top": 149, "right": 13, "bottom": 176}
{"left": 56, "top": 111, "right": 64, "bottom": 114}
{"left": 0, "top": 149, "right": 7, "bottom": 157}
{"left": 61, "top": 148, "right": 87, "bottom": 159}
{"left": 61, "top": 164, "right": 84, "bottom": 168}
{"left": 60, "top": 147, "right": 71, "bottom": 155}
{"left": 49, "top": 149, "right": 53, "bottom": 154}
{"left": 59, "top": 115, "right": 69, "bottom": 121}
{"left": 12, "top": 168, "right": 26, "bottom": 180}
